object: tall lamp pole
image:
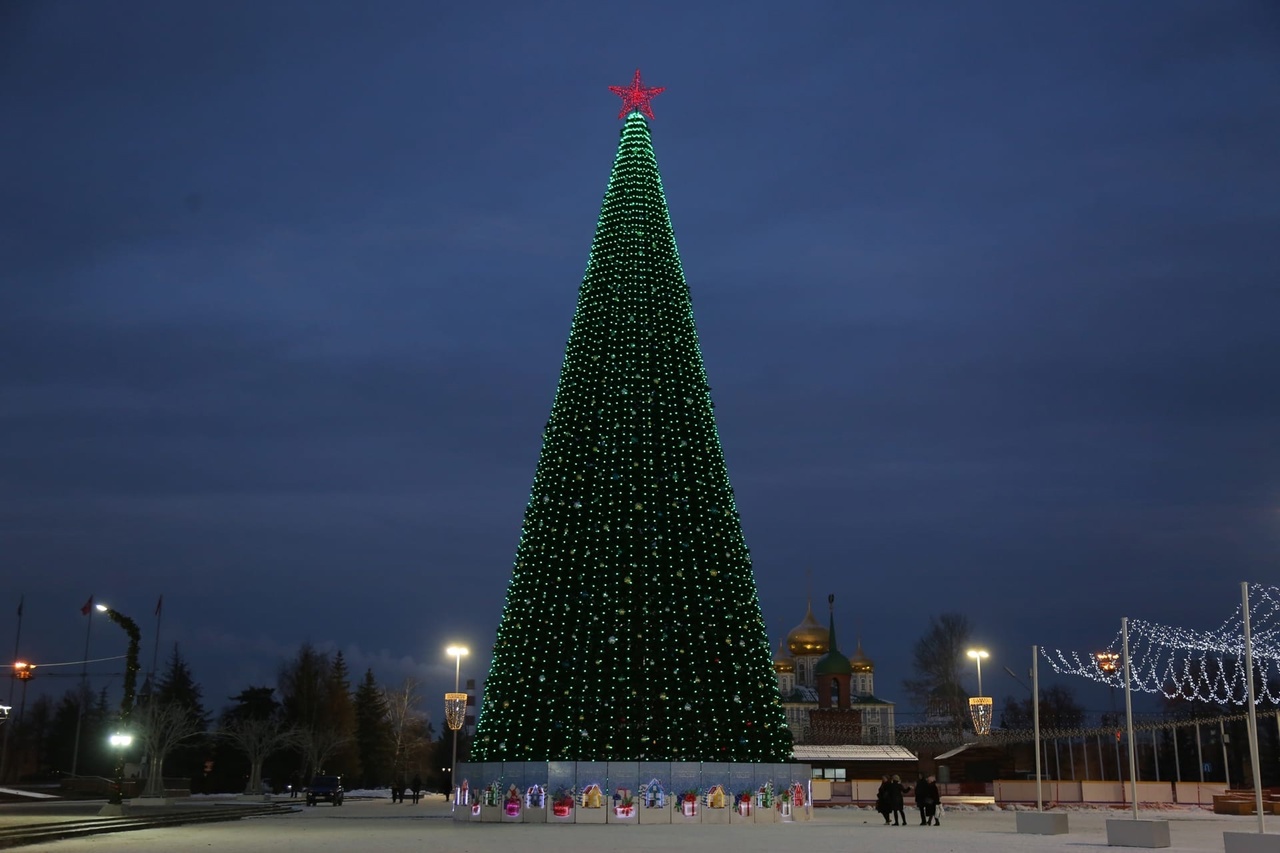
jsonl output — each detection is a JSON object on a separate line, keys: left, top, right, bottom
{"left": 444, "top": 645, "right": 469, "bottom": 805}
{"left": 96, "top": 603, "right": 140, "bottom": 810}
{"left": 967, "top": 648, "right": 988, "bottom": 696}
{"left": 967, "top": 649, "right": 991, "bottom": 735}
{"left": 1094, "top": 652, "right": 1121, "bottom": 780}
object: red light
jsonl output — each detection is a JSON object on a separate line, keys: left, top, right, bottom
{"left": 608, "top": 69, "right": 665, "bottom": 120}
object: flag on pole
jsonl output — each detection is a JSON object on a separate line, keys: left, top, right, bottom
{"left": 155, "top": 595, "right": 163, "bottom": 617}
{"left": 80, "top": 595, "right": 94, "bottom": 616}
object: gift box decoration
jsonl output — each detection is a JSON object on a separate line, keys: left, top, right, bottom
{"left": 504, "top": 784, "right": 522, "bottom": 816}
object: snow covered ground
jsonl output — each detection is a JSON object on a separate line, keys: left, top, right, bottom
{"left": 16, "top": 795, "right": 1279, "bottom": 852}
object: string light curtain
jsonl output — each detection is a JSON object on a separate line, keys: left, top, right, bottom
{"left": 471, "top": 97, "right": 791, "bottom": 763}
{"left": 1043, "top": 583, "right": 1280, "bottom": 704}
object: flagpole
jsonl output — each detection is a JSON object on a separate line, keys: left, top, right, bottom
{"left": 70, "top": 597, "right": 94, "bottom": 777}
{"left": 0, "top": 596, "right": 24, "bottom": 782}
{"left": 150, "top": 596, "right": 163, "bottom": 679}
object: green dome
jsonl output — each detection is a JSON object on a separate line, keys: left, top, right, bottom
{"left": 814, "top": 649, "right": 853, "bottom": 676}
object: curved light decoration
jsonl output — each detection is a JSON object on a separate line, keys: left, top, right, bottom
{"left": 1043, "top": 583, "right": 1280, "bottom": 704}
{"left": 968, "top": 697, "right": 993, "bottom": 736}
{"left": 445, "top": 693, "right": 467, "bottom": 732}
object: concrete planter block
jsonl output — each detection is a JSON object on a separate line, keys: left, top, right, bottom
{"left": 1224, "top": 832, "right": 1280, "bottom": 853}
{"left": 574, "top": 805, "right": 607, "bottom": 824}
{"left": 523, "top": 804, "right": 546, "bottom": 823}
{"left": 637, "top": 804, "right": 671, "bottom": 824}
{"left": 755, "top": 805, "right": 780, "bottom": 824}
{"left": 1017, "top": 812, "right": 1069, "bottom": 835}
{"left": 1106, "top": 819, "right": 1170, "bottom": 848}
{"left": 478, "top": 804, "right": 501, "bottom": 822}
{"left": 674, "top": 803, "right": 701, "bottom": 825}
{"left": 606, "top": 805, "right": 638, "bottom": 824}
{"left": 701, "top": 805, "right": 730, "bottom": 824}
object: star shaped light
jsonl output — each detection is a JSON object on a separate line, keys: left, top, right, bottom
{"left": 608, "top": 69, "right": 665, "bottom": 120}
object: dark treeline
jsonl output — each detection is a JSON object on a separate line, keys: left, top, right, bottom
{"left": 1, "top": 642, "right": 469, "bottom": 793}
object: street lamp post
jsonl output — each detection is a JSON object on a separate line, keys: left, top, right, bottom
{"left": 967, "top": 649, "right": 992, "bottom": 735}
{"left": 95, "top": 604, "right": 141, "bottom": 811}
{"left": 1095, "top": 652, "right": 1122, "bottom": 780}
{"left": 444, "top": 645, "right": 469, "bottom": 804}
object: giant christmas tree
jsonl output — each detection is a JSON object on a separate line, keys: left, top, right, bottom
{"left": 472, "top": 71, "right": 791, "bottom": 763}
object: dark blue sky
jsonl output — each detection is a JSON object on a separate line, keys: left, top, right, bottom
{"left": 2, "top": 1, "right": 1277, "bottom": 722}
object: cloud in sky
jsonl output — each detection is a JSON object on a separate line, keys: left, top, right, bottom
{"left": 1, "top": 0, "right": 1277, "bottom": 716}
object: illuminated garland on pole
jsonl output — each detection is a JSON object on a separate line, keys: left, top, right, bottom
{"left": 1042, "top": 583, "right": 1280, "bottom": 704}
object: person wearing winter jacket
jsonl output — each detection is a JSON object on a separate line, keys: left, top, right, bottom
{"left": 917, "top": 775, "right": 941, "bottom": 825}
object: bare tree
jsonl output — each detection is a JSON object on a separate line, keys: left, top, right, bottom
{"left": 383, "top": 678, "right": 433, "bottom": 781}
{"left": 299, "top": 726, "right": 350, "bottom": 781}
{"left": 902, "top": 612, "right": 974, "bottom": 728}
{"left": 139, "top": 701, "right": 204, "bottom": 798}
{"left": 218, "top": 717, "right": 301, "bottom": 795}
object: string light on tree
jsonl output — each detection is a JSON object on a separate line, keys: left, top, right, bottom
{"left": 470, "top": 72, "right": 790, "bottom": 763}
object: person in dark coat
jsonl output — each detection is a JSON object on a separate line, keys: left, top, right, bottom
{"left": 410, "top": 774, "right": 423, "bottom": 805}
{"left": 918, "top": 775, "right": 941, "bottom": 825}
{"left": 889, "top": 774, "right": 909, "bottom": 826}
{"left": 391, "top": 776, "right": 405, "bottom": 804}
{"left": 875, "top": 775, "right": 892, "bottom": 824}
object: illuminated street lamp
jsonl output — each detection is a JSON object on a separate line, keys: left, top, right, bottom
{"left": 967, "top": 649, "right": 992, "bottom": 735}
{"left": 1, "top": 663, "right": 35, "bottom": 784}
{"left": 95, "top": 604, "right": 141, "bottom": 812}
{"left": 1095, "top": 651, "right": 1122, "bottom": 779}
{"left": 107, "top": 732, "right": 134, "bottom": 805}
{"left": 444, "top": 645, "right": 469, "bottom": 803}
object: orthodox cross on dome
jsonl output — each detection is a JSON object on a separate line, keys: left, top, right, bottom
{"left": 609, "top": 68, "right": 665, "bottom": 119}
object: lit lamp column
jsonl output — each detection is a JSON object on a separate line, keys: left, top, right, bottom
{"left": 96, "top": 603, "right": 141, "bottom": 809}
{"left": 1, "top": 663, "right": 34, "bottom": 784}
{"left": 444, "top": 645, "right": 469, "bottom": 805}
{"left": 967, "top": 649, "right": 992, "bottom": 735}
{"left": 1094, "top": 652, "right": 1122, "bottom": 780}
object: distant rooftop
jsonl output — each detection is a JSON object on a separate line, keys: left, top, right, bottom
{"left": 791, "top": 744, "right": 917, "bottom": 762}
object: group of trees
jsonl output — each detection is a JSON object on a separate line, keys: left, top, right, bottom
{"left": 903, "top": 611, "right": 1087, "bottom": 732}
{"left": 2, "top": 643, "right": 450, "bottom": 793}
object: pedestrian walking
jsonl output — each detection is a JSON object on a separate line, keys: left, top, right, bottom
{"left": 889, "top": 774, "right": 909, "bottom": 827}
{"left": 919, "top": 775, "right": 941, "bottom": 826}
{"left": 875, "top": 775, "right": 892, "bottom": 824}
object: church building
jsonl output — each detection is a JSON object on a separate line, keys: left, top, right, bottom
{"left": 773, "top": 597, "right": 896, "bottom": 745}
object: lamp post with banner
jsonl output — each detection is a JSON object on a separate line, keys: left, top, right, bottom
{"left": 445, "top": 645, "right": 469, "bottom": 804}
{"left": 967, "top": 649, "right": 992, "bottom": 735}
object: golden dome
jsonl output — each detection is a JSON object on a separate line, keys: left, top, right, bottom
{"left": 786, "top": 602, "right": 830, "bottom": 657}
{"left": 850, "top": 639, "right": 875, "bottom": 673}
{"left": 773, "top": 638, "right": 795, "bottom": 674}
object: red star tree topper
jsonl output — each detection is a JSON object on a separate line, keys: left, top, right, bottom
{"left": 609, "top": 69, "right": 665, "bottom": 119}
